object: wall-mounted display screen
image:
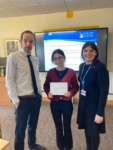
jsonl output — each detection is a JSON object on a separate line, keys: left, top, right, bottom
{"left": 35, "top": 28, "right": 108, "bottom": 72}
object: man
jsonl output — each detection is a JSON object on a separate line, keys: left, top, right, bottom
{"left": 6, "top": 30, "right": 46, "bottom": 150}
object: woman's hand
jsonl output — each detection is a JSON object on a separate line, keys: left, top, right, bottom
{"left": 64, "top": 92, "right": 71, "bottom": 97}
{"left": 94, "top": 114, "right": 103, "bottom": 124}
{"left": 48, "top": 92, "right": 53, "bottom": 98}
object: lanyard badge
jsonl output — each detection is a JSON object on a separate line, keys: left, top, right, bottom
{"left": 81, "top": 89, "right": 86, "bottom": 96}
{"left": 80, "top": 64, "right": 91, "bottom": 96}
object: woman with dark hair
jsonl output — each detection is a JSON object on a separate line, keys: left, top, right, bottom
{"left": 44, "top": 49, "right": 79, "bottom": 150}
{"left": 77, "top": 42, "right": 109, "bottom": 150}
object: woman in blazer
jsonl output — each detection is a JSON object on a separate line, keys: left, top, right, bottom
{"left": 77, "top": 41, "right": 109, "bottom": 150}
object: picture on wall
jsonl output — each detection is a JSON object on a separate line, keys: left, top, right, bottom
{"left": 4, "top": 39, "right": 20, "bottom": 56}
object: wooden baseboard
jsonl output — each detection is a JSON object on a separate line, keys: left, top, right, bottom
{"left": 42, "top": 97, "right": 49, "bottom": 101}
{"left": 42, "top": 97, "right": 113, "bottom": 105}
{"left": 73, "top": 98, "right": 113, "bottom": 105}
{"left": 1, "top": 97, "right": 112, "bottom": 105}
{"left": 106, "top": 100, "right": 113, "bottom": 105}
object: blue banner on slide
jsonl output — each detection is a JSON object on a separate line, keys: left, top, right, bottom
{"left": 44, "top": 29, "right": 97, "bottom": 42}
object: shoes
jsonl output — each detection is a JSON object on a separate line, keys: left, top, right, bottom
{"left": 28, "top": 144, "right": 46, "bottom": 150}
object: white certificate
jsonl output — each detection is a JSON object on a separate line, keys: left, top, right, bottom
{"left": 50, "top": 82, "right": 68, "bottom": 95}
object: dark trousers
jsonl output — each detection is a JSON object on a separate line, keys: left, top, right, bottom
{"left": 50, "top": 100, "right": 73, "bottom": 150}
{"left": 14, "top": 96, "right": 41, "bottom": 150}
{"left": 85, "top": 130, "right": 100, "bottom": 150}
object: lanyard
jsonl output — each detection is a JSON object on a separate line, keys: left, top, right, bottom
{"left": 80, "top": 64, "right": 92, "bottom": 88}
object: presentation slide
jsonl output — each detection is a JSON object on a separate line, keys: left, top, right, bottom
{"left": 44, "top": 30, "right": 97, "bottom": 71}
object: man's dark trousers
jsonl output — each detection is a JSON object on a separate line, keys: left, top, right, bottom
{"left": 14, "top": 95, "right": 41, "bottom": 150}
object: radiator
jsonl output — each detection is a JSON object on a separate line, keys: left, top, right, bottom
{"left": 109, "top": 72, "right": 113, "bottom": 94}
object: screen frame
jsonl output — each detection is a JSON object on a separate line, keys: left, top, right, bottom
{"left": 35, "top": 27, "right": 108, "bottom": 72}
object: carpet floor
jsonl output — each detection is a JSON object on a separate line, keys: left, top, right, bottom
{"left": 0, "top": 102, "right": 113, "bottom": 150}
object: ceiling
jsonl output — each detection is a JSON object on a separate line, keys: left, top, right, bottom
{"left": 0, "top": 0, "right": 113, "bottom": 18}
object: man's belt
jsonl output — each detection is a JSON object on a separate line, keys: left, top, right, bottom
{"left": 19, "top": 94, "right": 37, "bottom": 98}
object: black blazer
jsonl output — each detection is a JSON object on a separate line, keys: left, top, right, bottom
{"left": 77, "top": 60, "right": 109, "bottom": 136}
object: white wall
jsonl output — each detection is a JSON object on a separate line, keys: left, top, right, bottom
{"left": 0, "top": 7, "right": 113, "bottom": 100}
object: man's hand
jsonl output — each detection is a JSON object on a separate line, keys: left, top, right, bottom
{"left": 14, "top": 102, "right": 20, "bottom": 109}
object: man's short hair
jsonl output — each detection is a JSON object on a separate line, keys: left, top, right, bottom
{"left": 20, "top": 30, "right": 36, "bottom": 41}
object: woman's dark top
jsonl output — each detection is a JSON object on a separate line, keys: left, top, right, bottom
{"left": 77, "top": 60, "right": 109, "bottom": 137}
{"left": 55, "top": 68, "right": 68, "bottom": 80}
